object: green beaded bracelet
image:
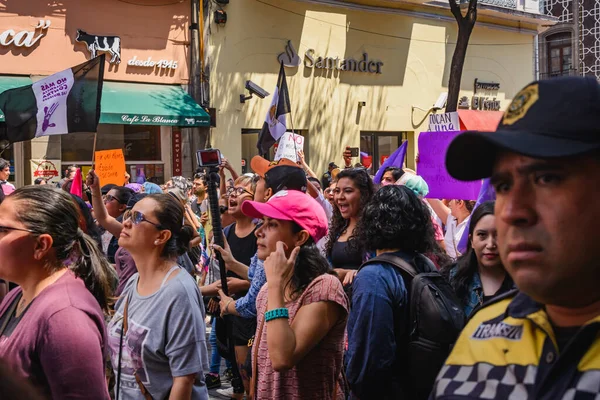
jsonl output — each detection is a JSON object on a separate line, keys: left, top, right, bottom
{"left": 265, "top": 307, "right": 289, "bottom": 322}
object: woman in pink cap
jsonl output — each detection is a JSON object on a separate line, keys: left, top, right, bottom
{"left": 241, "top": 190, "right": 348, "bottom": 400}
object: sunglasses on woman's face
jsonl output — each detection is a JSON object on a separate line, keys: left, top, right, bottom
{"left": 103, "top": 194, "right": 121, "bottom": 204}
{"left": 125, "top": 210, "right": 161, "bottom": 229}
{"left": 227, "top": 186, "right": 254, "bottom": 198}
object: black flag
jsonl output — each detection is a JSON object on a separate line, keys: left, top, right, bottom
{"left": 257, "top": 61, "right": 291, "bottom": 155}
{"left": 0, "top": 55, "right": 105, "bottom": 144}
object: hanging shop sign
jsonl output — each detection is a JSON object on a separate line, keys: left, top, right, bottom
{"left": 127, "top": 56, "right": 178, "bottom": 69}
{"left": 30, "top": 158, "right": 61, "bottom": 185}
{"left": 278, "top": 40, "right": 383, "bottom": 74}
{"left": 75, "top": 29, "right": 121, "bottom": 64}
{"left": 0, "top": 20, "right": 51, "bottom": 48}
{"left": 172, "top": 128, "right": 183, "bottom": 176}
{"left": 458, "top": 79, "right": 501, "bottom": 111}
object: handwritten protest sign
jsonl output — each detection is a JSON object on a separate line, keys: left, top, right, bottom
{"left": 418, "top": 131, "right": 481, "bottom": 200}
{"left": 274, "top": 132, "right": 304, "bottom": 162}
{"left": 428, "top": 112, "right": 459, "bottom": 132}
{"left": 95, "top": 149, "right": 126, "bottom": 186}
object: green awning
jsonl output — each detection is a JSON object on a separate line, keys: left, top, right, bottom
{"left": 0, "top": 78, "right": 210, "bottom": 127}
{"left": 0, "top": 76, "right": 33, "bottom": 122}
{"left": 100, "top": 81, "right": 210, "bottom": 127}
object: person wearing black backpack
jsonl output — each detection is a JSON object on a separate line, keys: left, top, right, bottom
{"left": 345, "top": 185, "right": 465, "bottom": 400}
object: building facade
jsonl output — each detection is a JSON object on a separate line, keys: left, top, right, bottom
{"left": 539, "top": 0, "right": 600, "bottom": 79}
{"left": 0, "top": 0, "right": 209, "bottom": 187}
{"left": 204, "top": 0, "right": 554, "bottom": 176}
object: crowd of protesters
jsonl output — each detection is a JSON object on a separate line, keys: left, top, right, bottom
{"left": 0, "top": 75, "right": 599, "bottom": 400}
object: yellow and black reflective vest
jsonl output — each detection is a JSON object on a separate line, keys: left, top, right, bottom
{"left": 431, "top": 290, "right": 600, "bottom": 399}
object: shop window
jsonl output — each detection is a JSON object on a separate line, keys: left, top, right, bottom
{"left": 61, "top": 124, "right": 165, "bottom": 184}
{"left": 62, "top": 125, "right": 161, "bottom": 162}
{"left": 544, "top": 32, "right": 574, "bottom": 78}
{"left": 360, "top": 132, "right": 409, "bottom": 174}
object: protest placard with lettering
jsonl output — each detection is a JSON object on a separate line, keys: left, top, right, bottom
{"left": 428, "top": 112, "right": 460, "bottom": 132}
{"left": 95, "top": 149, "right": 126, "bottom": 186}
{"left": 418, "top": 131, "right": 481, "bottom": 200}
{"left": 274, "top": 132, "right": 304, "bottom": 162}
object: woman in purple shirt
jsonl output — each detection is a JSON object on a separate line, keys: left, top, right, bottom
{"left": 0, "top": 186, "right": 116, "bottom": 399}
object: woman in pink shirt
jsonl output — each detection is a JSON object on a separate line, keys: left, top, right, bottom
{"left": 0, "top": 186, "right": 115, "bottom": 399}
{"left": 242, "top": 190, "right": 348, "bottom": 400}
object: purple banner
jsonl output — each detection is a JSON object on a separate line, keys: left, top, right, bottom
{"left": 418, "top": 131, "right": 481, "bottom": 200}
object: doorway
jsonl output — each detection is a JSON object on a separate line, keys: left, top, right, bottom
{"left": 360, "top": 132, "right": 409, "bottom": 174}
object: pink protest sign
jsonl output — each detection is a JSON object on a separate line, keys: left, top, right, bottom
{"left": 417, "top": 131, "right": 482, "bottom": 200}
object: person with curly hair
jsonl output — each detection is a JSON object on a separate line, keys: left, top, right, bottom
{"left": 345, "top": 185, "right": 443, "bottom": 399}
{"left": 326, "top": 168, "right": 375, "bottom": 289}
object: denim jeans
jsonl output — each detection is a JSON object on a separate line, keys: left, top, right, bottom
{"left": 209, "top": 316, "right": 232, "bottom": 374}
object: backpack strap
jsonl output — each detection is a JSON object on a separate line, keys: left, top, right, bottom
{"left": 359, "top": 253, "right": 418, "bottom": 277}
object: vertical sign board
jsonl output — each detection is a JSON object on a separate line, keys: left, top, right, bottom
{"left": 172, "top": 128, "right": 182, "bottom": 176}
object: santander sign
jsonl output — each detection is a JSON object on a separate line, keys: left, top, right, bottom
{"left": 0, "top": 19, "right": 51, "bottom": 48}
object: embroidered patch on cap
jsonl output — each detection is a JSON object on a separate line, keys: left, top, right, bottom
{"left": 502, "top": 83, "right": 539, "bottom": 126}
{"left": 471, "top": 321, "right": 524, "bottom": 341}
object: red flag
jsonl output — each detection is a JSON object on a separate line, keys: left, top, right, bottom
{"left": 70, "top": 168, "right": 83, "bottom": 198}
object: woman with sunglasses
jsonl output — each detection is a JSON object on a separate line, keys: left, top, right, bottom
{"left": 326, "top": 168, "right": 375, "bottom": 289}
{"left": 241, "top": 190, "right": 348, "bottom": 399}
{"left": 219, "top": 175, "right": 258, "bottom": 399}
{"left": 107, "top": 193, "right": 210, "bottom": 399}
{"left": 0, "top": 186, "right": 116, "bottom": 399}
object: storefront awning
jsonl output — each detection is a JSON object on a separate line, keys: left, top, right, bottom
{"left": 0, "top": 76, "right": 33, "bottom": 122}
{"left": 0, "top": 78, "right": 210, "bottom": 127}
{"left": 100, "top": 81, "right": 210, "bottom": 127}
{"left": 458, "top": 110, "right": 504, "bottom": 131}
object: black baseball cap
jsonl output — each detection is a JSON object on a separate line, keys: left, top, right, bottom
{"left": 265, "top": 166, "right": 307, "bottom": 194}
{"left": 328, "top": 162, "right": 338, "bottom": 169}
{"left": 446, "top": 76, "right": 600, "bottom": 181}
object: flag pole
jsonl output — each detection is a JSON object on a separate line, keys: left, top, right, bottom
{"left": 91, "top": 132, "right": 97, "bottom": 170}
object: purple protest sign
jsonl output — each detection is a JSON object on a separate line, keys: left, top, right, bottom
{"left": 417, "top": 131, "right": 482, "bottom": 200}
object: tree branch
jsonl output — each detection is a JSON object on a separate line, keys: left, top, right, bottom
{"left": 449, "top": 0, "right": 463, "bottom": 21}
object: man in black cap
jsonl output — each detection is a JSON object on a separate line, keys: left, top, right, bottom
{"left": 431, "top": 76, "right": 600, "bottom": 399}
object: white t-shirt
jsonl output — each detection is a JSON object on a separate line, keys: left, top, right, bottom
{"left": 444, "top": 214, "right": 470, "bottom": 259}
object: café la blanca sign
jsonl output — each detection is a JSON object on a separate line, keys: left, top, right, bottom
{"left": 0, "top": 20, "right": 51, "bottom": 48}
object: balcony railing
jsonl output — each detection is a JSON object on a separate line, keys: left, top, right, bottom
{"left": 539, "top": 68, "right": 580, "bottom": 79}
{"left": 479, "top": 0, "right": 517, "bottom": 8}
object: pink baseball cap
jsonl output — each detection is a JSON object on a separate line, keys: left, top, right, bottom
{"left": 241, "top": 190, "right": 328, "bottom": 242}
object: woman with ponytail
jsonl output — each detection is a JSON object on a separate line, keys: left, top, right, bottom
{"left": 0, "top": 185, "right": 116, "bottom": 399}
{"left": 107, "top": 194, "right": 210, "bottom": 400}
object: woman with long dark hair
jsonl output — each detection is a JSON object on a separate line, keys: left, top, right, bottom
{"left": 0, "top": 186, "right": 116, "bottom": 399}
{"left": 107, "top": 194, "right": 209, "bottom": 399}
{"left": 242, "top": 190, "right": 347, "bottom": 399}
{"left": 326, "top": 168, "right": 375, "bottom": 287}
{"left": 441, "top": 201, "right": 513, "bottom": 317}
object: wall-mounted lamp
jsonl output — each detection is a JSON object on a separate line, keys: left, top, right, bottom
{"left": 240, "top": 80, "right": 270, "bottom": 104}
{"left": 215, "top": 9, "right": 227, "bottom": 24}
